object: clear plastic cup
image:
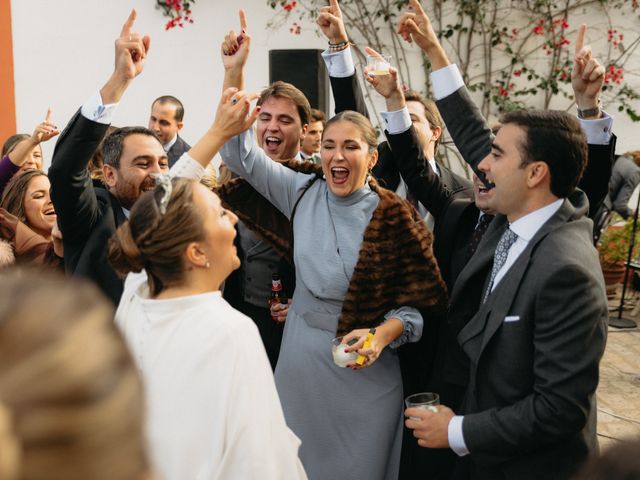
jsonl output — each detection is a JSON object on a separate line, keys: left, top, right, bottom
{"left": 367, "top": 54, "right": 392, "bottom": 75}
{"left": 331, "top": 336, "right": 359, "bottom": 368}
{"left": 405, "top": 392, "right": 440, "bottom": 419}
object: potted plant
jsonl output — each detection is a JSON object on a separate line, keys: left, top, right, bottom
{"left": 597, "top": 214, "right": 640, "bottom": 298}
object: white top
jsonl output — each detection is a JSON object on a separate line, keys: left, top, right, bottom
{"left": 115, "top": 272, "right": 307, "bottom": 480}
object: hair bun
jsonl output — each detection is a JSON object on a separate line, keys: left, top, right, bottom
{"left": 108, "top": 222, "right": 145, "bottom": 275}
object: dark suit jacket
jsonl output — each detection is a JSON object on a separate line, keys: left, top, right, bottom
{"left": 49, "top": 111, "right": 126, "bottom": 304}
{"left": 449, "top": 191, "right": 607, "bottom": 480}
{"left": 435, "top": 88, "right": 608, "bottom": 479}
{"left": 167, "top": 134, "right": 191, "bottom": 168}
{"left": 391, "top": 86, "right": 613, "bottom": 479}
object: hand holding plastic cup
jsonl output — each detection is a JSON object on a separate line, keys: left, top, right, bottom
{"left": 405, "top": 392, "right": 440, "bottom": 419}
{"left": 331, "top": 336, "right": 359, "bottom": 368}
{"left": 367, "top": 54, "right": 392, "bottom": 75}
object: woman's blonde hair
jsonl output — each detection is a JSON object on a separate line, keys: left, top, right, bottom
{"left": 0, "top": 269, "right": 149, "bottom": 480}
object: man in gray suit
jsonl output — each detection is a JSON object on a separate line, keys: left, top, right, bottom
{"left": 607, "top": 151, "right": 640, "bottom": 219}
{"left": 401, "top": 2, "right": 608, "bottom": 479}
{"left": 148, "top": 95, "right": 191, "bottom": 167}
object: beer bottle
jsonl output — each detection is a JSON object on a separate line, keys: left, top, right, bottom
{"left": 270, "top": 274, "right": 283, "bottom": 321}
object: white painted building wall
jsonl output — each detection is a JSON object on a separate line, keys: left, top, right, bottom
{"left": 10, "top": 0, "right": 640, "bottom": 171}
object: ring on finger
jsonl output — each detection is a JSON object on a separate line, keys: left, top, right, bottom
{"left": 231, "top": 97, "right": 239, "bottom": 105}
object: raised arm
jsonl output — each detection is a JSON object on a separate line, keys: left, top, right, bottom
{"left": 50, "top": 10, "right": 149, "bottom": 246}
{"left": 318, "top": 0, "right": 368, "bottom": 116}
{"left": 216, "top": 89, "right": 310, "bottom": 218}
{"left": 363, "top": 47, "right": 451, "bottom": 217}
{"left": 6, "top": 109, "right": 59, "bottom": 170}
{"left": 221, "top": 10, "right": 250, "bottom": 91}
{"left": 572, "top": 24, "right": 615, "bottom": 217}
{"left": 397, "top": 0, "right": 491, "bottom": 181}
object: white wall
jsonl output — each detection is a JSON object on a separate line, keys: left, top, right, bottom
{"left": 11, "top": 0, "right": 328, "bottom": 169}
{"left": 11, "top": 0, "right": 640, "bottom": 171}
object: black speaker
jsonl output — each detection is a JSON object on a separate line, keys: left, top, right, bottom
{"left": 269, "top": 49, "right": 329, "bottom": 116}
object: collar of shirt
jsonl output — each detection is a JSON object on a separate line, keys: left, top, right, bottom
{"left": 163, "top": 135, "right": 178, "bottom": 152}
{"left": 428, "top": 159, "right": 439, "bottom": 176}
{"left": 509, "top": 198, "right": 564, "bottom": 242}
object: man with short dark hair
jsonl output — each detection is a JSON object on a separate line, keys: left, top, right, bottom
{"left": 148, "top": 95, "right": 191, "bottom": 167}
{"left": 50, "top": 11, "right": 222, "bottom": 304}
{"left": 400, "top": 2, "right": 609, "bottom": 478}
{"left": 300, "top": 108, "right": 325, "bottom": 163}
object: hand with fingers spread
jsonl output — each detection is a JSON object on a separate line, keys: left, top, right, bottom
{"left": 317, "top": 0, "right": 348, "bottom": 44}
{"left": 212, "top": 87, "right": 260, "bottom": 141}
{"left": 404, "top": 404, "right": 455, "bottom": 448}
{"left": 221, "top": 9, "right": 251, "bottom": 75}
{"left": 572, "top": 24, "right": 605, "bottom": 117}
{"left": 397, "top": 0, "right": 450, "bottom": 70}
{"left": 363, "top": 47, "right": 405, "bottom": 110}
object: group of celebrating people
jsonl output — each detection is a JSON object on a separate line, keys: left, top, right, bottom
{"left": 0, "top": 0, "right": 632, "bottom": 479}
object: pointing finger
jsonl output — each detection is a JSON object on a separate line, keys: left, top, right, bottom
{"left": 120, "top": 9, "right": 137, "bottom": 38}
{"left": 45, "top": 107, "right": 53, "bottom": 123}
{"left": 239, "top": 9, "right": 248, "bottom": 31}
{"left": 409, "top": 0, "right": 426, "bottom": 15}
{"left": 574, "top": 24, "right": 586, "bottom": 56}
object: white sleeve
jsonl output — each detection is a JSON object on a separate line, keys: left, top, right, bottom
{"left": 448, "top": 415, "right": 470, "bottom": 456}
{"left": 579, "top": 111, "right": 613, "bottom": 145}
{"left": 321, "top": 47, "right": 356, "bottom": 78}
{"left": 80, "top": 91, "right": 118, "bottom": 124}
{"left": 430, "top": 65, "right": 465, "bottom": 101}
{"left": 380, "top": 108, "right": 412, "bottom": 134}
{"left": 168, "top": 152, "right": 206, "bottom": 180}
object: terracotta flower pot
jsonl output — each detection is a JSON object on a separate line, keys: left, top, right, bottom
{"left": 602, "top": 263, "right": 626, "bottom": 299}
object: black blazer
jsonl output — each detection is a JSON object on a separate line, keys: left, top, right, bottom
{"left": 167, "top": 134, "right": 191, "bottom": 168}
{"left": 49, "top": 111, "right": 126, "bottom": 305}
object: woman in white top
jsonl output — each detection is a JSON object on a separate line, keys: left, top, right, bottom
{"left": 109, "top": 177, "right": 307, "bottom": 480}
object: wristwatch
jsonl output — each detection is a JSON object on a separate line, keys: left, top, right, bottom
{"left": 577, "top": 103, "right": 602, "bottom": 119}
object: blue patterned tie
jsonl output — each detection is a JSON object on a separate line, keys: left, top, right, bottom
{"left": 483, "top": 227, "right": 518, "bottom": 303}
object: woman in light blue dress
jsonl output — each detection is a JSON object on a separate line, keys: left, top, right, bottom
{"left": 216, "top": 89, "right": 446, "bottom": 480}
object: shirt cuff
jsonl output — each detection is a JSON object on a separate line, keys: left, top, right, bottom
{"left": 80, "top": 91, "right": 118, "bottom": 124}
{"left": 380, "top": 107, "right": 411, "bottom": 135}
{"left": 448, "top": 415, "right": 470, "bottom": 457}
{"left": 579, "top": 111, "right": 613, "bottom": 145}
{"left": 430, "top": 64, "right": 465, "bottom": 101}
{"left": 322, "top": 47, "right": 356, "bottom": 78}
{"left": 169, "top": 152, "right": 206, "bottom": 180}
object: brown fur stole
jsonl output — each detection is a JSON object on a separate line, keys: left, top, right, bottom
{"left": 216, "top": 159, "right": 448, "bottom": 335}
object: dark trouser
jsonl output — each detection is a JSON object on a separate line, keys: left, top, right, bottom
{"left": 231, "top": 300, "right": 284, "bottom": 371}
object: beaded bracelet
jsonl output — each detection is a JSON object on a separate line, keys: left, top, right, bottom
{"left": 328, "top": 40, "right": 349, "bottom": 50}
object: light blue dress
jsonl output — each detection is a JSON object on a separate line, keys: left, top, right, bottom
{"left": 221, "top": 130, "right": 423, "bottom": 480}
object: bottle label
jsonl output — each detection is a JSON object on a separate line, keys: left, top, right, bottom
{"left": 271, "top": 279, "right": 282, "bottom": 291}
